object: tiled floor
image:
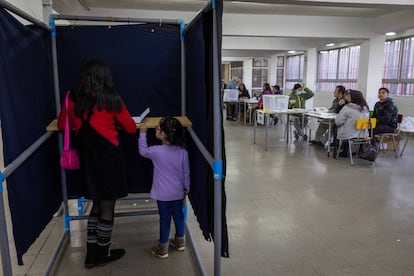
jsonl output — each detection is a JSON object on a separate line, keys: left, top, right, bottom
{"left": 2, "top": 117, "right": 414, "bottom": 275}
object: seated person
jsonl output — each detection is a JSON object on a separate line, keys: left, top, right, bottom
{"left": 256, "top": 83, "right": 272, "bottom": 109}
{"left": 335, "top": 90, "right": 369, "bottom": 157}
{"left": 311, "top": 85, "right": 346, "bottom": 146}
{"left": 272, "top": 85, "right": 283, "bottom": 95}
{"left": 236, "top": 83, "right": 250, "bottom": 120}
{"left": 372, "top": 87, "right": 398, "bottom": 135}
{"left": 270, "top": 84, "right": 283, "bottom": 124}
{"left": 288, "top": 83, "right": 314, "bottom": 140}
{"left": 238, "top": 83, "right": 250, "bottom": 100}
{"left": 225, "top": 77, "right": 240, "bottom": 121}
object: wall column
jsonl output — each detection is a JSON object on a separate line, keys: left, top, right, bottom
{"left": 243, "top": 59, "right": 253, "bottom": 97}
{"left": 358, "top": 35, "right": 386, "bottom": 109}
{"left": 305, "top": 48, "right": 317, "bottom": 91}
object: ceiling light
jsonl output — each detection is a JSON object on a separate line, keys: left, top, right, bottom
{"left": 385, "top": 32, "right": 396, "bottom": 36}
{"left": 326, "top": 43, "right": 335, "bottom": 47}
{"left": 288, "top": 50, "right": 296, "bottom": 54}
{"left": 231, "top": 1, "right": 272, "bottom": 5}
{"left": 320, "top": 51, "right": 328, "bottom": 54}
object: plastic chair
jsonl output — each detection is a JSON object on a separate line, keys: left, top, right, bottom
{"left": 375, "top": 114, "right": 403, "bottom": 158}
{"left": 336, "top": 118, "right": 377, "bottom": 165}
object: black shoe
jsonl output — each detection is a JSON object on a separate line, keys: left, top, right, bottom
{"left": 339, "top": 150, "right": 349, "bottom": 158}
{"left": 97, "top": 246, "right": 125, "bottom": 267}
{"left": 273, "top": 117, "right": 279, "bottom": 125}
{"left": 310, "top": 140, "right": 322, "bottom": 146}
{"left": 303, "top": 135, "right": 308, "bottom": 141}
{"left": 84, "top": 243, "right": 97, "bottom": 269}
{"left": 293, "top": 130, "right": 299, "bottom": 140}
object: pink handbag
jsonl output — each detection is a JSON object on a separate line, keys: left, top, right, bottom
{"left": 60, "top": 92, "right": 80, "bottom": 170}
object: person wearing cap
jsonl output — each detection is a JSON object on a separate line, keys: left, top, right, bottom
{"left": 311, "top": 85, "right": 346, "bottom": 146}
{"left": 288, "top": 83, "right": 314, "bottom": 140}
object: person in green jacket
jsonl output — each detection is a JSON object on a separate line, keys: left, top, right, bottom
{"left": 288, "top": 83, "right": 314, "bottom": 140}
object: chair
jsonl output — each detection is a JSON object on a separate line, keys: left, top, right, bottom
{"left": 336, "top": 118, "right": 377, "bottom": 165}
{"left": 375, "top": 114, "right": 403, "bottom": 158}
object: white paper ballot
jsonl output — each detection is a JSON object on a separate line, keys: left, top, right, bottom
{"left": 133, "top": 107, "right": 150, "bottom": 123}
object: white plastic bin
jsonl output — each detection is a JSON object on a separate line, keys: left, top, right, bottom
{"left": 263, "top": 95, "right": 289, "bottom": 110}
{"left": 223, "top": 89, "right": 239, "bottom": 102}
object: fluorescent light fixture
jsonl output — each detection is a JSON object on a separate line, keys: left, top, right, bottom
{"left": 326, "top": 43, "right": 335, "bottom": 47}
{"left": 231, "top": 1, "right": 272, "bottom": 5}
{"left": 320, "top": 51, "right": 328, "bottom": 54}
{"left": 385, "top": 32, "right": 396, "bottom": 36}
{"left": 287, "top": 50, "right": 296, "bottom": 54}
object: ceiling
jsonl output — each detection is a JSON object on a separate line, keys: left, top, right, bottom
{"left": 73, "top": 0, "right": 411, "bottom": 17}
{"left": 53, "top": 0, "right": 414, "bottom": 61}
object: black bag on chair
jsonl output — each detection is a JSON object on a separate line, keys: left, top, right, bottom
{"left": 358, "top": 142, "right": 377, "bottom": 161}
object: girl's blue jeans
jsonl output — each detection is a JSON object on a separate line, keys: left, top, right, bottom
{"left": 157, "top": 199, "right": 185, "bottom": 243}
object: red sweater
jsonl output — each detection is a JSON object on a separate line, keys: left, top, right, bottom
{"left": 57, "top": 98, "right": 137, "bottom": 146}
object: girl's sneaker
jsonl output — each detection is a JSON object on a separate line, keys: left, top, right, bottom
{"left": 170, "top": 236, "right": 186, "bottom": 251}
{"left": 152, "top": 242, "right": 169, "bottom": 259}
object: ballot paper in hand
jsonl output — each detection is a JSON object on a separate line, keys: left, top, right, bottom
{"left": 133, "top": 107, "right": 150, "bottom": 123}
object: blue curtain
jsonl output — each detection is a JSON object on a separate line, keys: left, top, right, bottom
{"left": 55, "top": 23, "right": 182, "bottom": 197}
{"left": 185, "top": 0, "right": 229, "bottom": 257}
{"left": 0, "top": 9, "right": 62, "bottom": 265}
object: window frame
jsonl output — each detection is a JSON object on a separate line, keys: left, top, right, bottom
{"left": 285, "top": 54, "right": 304, "bottom": 90}
{"left": 316, "top": 45, "right": 360, "bottom": 92}
{"left": 382, "top": 36, "right": 414, "bottom": 96}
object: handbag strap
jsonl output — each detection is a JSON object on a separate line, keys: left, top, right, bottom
{"left": 63, "top": 92, "right": 70, "bottom": 151}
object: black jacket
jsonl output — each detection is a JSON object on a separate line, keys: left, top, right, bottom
{"left": 372, "top": 97, "right": 398, "bottom": 129}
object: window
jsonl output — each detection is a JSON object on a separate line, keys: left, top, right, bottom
{"left": 230, "top": 61, "right": 243, "bottom": 83}
{"left": 285, "top": 54, "right": 304, "bottom": 91}
{"left": 383, "top": 36, "right": 414, "bottom": 96}
{"left": 316, "top": 45, "right": 360, "bottom": 92}
{"left": 276, "top": 56, "right": 284, "bottom": 89}
{"left": 252, "top": 58, "right": 268, "bottom": 96}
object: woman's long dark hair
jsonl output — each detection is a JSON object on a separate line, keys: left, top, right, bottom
{"left": 263, "top": 83, "right": 271, "bottom": 92}
{"left": 239, "top": 83, "right": 249, "bottom": 93}
{"left": 73, "top": 59, "right": 122, "bottom": 117}
{"left": 347, "top": 90, "right": 369, "bottom": 111}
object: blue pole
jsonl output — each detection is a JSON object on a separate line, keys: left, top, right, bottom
{"left": 0, "top": 172, "right": 13, "bottom": 276}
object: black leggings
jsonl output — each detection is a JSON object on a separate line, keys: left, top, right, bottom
{"left": 90, "top": 200, "right": 116, "bottom": 222}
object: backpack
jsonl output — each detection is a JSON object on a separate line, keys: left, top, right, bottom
{"left": 358, "top": 142, "right": 377, "bottom": 161}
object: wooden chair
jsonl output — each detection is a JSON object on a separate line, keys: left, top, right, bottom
{"left": 375, "top": 114, "right": 403, "bottom": 158}
{"left": 336, "top": 118, "right": 377, "bottom": 165}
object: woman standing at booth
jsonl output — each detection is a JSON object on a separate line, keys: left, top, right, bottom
{"left": 58, "top": 59, "right": 137, "bottom": 268}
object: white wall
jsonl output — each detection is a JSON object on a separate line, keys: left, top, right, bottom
{"left": 242, "top": 59, "right": 253, "bottom": 97}
{"left": 269, "top": 54, "right": 278, "bottom": 87}
{"left": 358, "top": 36, "right": 386, "bottom": 108}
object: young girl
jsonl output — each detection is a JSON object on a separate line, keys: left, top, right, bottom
{"left": 139, "top": 117, "right": 190, "bottom": 259}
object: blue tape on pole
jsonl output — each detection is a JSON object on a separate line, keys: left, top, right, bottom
{"left": 212, "top": 0, "right": 217, "bottom": 9}
{"left": 48, "top": 14, "right": 57, "bottom": 37}
{"left": 182, "top": 202, "right": 188, "bottom": 221}
{"left": 64, "top": 214, "right": 72, "bottom": 231}
{"left": 77, "top": 197, "right": 84, "bottom": 216}
{"left": 178, "top": 19, "right": 185, "bottom": 41}
{"left": 213, "top": 160, "right": 223, "bottom": 180}
{"left": 0, "top": 172, "right": 5, "bottom": 192}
